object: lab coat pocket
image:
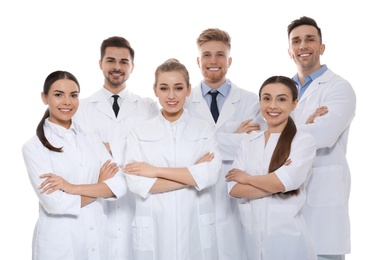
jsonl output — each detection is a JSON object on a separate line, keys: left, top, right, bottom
{"left": 237, "top": 201, "right": 252, "bottom": 233}
{"left": 132, "top": 216, "right": 154, "bottom": 251}
{"left": 199, "top": 213, "right": 217, "bottom": 249}
{"left": 306, "top": 165, "right": 345, "bottom": 207}
{"left": 267, "top": 204, "right": 300, "bottom": 236}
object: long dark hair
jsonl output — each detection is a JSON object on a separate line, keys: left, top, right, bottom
{"left": 259, "top": 76, "right": 299, "bottom": 195}
{"left": 36, "top": 71, "right": 80, "bottom": 152}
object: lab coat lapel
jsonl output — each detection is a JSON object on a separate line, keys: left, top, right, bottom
{"left": 298, "top": 69, "right": 333, "bottom": 104}
{"left": 95, "top": 98, "right": 116, "bottom": 119}
{"left": 116, "top": 95, "right": 137, "bottom": 121}
{"left": 215, "top": 85, "right": 238, "bottom": 127}
{"left": 192, "top": 87, "right": 215, "bottom": 123}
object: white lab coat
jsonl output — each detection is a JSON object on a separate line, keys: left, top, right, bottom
{"left": 291, "top": 68, "right": 356, "bottom": 254}
{"left": 22, "top": 120, "right": 127, "bottom": 260}
{"left": 73, "top": 88, "right": 159, "bottom": 259}
{"left": 124, "top": 110, "right": 222, "bottom": 260}
{"left": 185, "top": 80, "right": 265, "bottom": 260}
{"left": 227, "top": 130, "right": 317, "bottom": 260}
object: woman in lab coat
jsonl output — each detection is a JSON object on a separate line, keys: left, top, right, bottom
{"left": 123, "top": 59, "right": 222, "bottom": 260}
{"left": 225, "top": 75, "right": 317, "bottom": 260}
{"left": 22, "top": 71, "right": 127, "bottom": 260}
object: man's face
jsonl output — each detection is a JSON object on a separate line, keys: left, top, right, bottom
{"left": 288, "top": 25, "right": 325, "bottom": 74}
{"left": 197, "top": 40, "right": 232, "bottom": 89}
{"left": 100, "top": 46, "right": 134, "bottom": 92}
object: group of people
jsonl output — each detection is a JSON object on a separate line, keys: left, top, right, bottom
{"left": 22, "top": 16, "right": 356, "bottom": 260}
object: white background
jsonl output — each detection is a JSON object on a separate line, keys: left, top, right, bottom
{"left": 1, "top": 1, "right": 388, "bottom": 259}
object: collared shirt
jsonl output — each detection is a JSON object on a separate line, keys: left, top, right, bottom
{"left": 201, "top": 79, "right": 232, "bottom": 111}
{"left": 293, "top": 65, "right": 328, "bottom": 99}
{"left": 102, "top": 87, "right": 128, "bottom": 107}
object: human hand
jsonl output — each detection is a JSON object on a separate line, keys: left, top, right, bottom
{"left": 39, "top": 173, "right": 74, "bottom": 194}
{"left": 284, "top": 158, "right": 292, "bottom": 166}
{"left": 98, "top": 160, "right": 119, "bottom": 183}
{"left": 305, "top": 106, "right": 328, "bottom": 124}
{"left": 235, "top": 119, "right": 260, "bottom": 134}
{"left": 225, "top": 168, "right": 250, "bottom": 183}
{"left": 195, "top": 152, "right": 214, "bottom": 164}
{"left": 123, "top": 161, "right": 157, "bottom": 178}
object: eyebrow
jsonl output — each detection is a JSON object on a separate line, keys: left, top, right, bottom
{"left": 261, "top": 93, "right": 289, "bottom": 97}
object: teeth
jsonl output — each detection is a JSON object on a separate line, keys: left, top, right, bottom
{"left": 209, "top": 68, "right": 219, "bottom": 71}
{"left": 167, "top": 102, "right": 177, "bottom": 105}
{"left": 300, "top": 53, "right": 309, "bottom": 57}
{"left": 269, "top": 113, "right": 279, "bottom": 116}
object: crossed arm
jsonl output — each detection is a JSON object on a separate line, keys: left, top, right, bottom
{"left": 39, "top": 160, "right": 119, "bottom": 207}
{"left": 123, "top": 152, "right": 215, "bottom": 193}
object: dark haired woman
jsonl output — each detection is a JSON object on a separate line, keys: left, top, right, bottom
{"left": 226, "top": 76, "right": 317, "bottom": 260}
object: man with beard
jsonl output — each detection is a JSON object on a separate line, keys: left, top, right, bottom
{"left": 185, "top": 28, "right": 265, "bottom": 260}
{"left": 73, "top": 36, "right": 159, "bottom": 259}
{"left": 287, "top": 16, "right": 356, "bottom": 260}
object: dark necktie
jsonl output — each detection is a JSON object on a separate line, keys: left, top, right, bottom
{"left": 112, "top": 95, "right": 120, "bottom": 117}
{"left": 209, "top": 91, "right": 219, "bottom": 123}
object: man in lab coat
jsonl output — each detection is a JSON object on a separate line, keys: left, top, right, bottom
{"left": 287, "top": 16, "right": 356, "bottom": 260}
{"left": 185, "top": 28, "right": 265, "bottom": 260}
{"left": 73, "top": 36, "right": 159, "bottom": 259}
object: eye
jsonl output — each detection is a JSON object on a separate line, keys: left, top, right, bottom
{"left": 54, "top": 93, "right": 63, "bottom": 97}
{"left": 71, "top": 93, "right": 79, "bottom": 98}
{"left": 175, "top": 87, "right": 184, "bottom": 91}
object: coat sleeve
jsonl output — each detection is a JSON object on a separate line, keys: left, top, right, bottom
{"left": 187, "top": 123, "right": 222, "bottom": 191}
{"left": 275, "top": 132, "right": 316, "bottom": 192}
{"left": 123, "top": 126, "right": 157, "bottom": 199}
{"left": 297, "top": 77, "right": 356, "bottom": 149}
{"left": 22, "top": 140, "right": 81, "bottom": 216}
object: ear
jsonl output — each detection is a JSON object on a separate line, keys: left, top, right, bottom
{"left": 129, "top": 63, "right": 135, "bottom": 73}
{"left": 228, "top": 57, "right": 232, "bottom": 68}
{"left": 186, "top": 84, "right": 192, "bottom": 97}
{"left": 320, "top": 44, "right": 325, "bottom": 55}
{"left": 99, "top": 59, "right": 103, "bottom": 70}
{"left": 291, "top": 99, "right": 299, "bottom": 110}
{"left": 196, "top": 57, "right": 200, "bottom": 68}
{"left": 41, "top": 92, "right": 48, "bottom": 105}
{"left": 288, "top": 48, "right": 293, "bottom": 59}
{"left": 153, "top": 86, "right": 158, "bottom": 97}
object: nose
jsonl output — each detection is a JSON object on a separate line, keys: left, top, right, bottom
{"left": 63, "top": 96, "right": 71, "bottom": 105}
{"left": 269, "top": 99, "right": 277, "bottom": 109}
{"left": 113, "top": 62, "right": 121, "bottom": 70}
{"left": 209, "top": 54, "right": 218, "bottom": 63}
{"left": 168, "top": 89, "right": 175, "bottom": 99}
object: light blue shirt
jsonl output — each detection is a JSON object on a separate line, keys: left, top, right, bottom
{"left": 293, "top": 65, "right": 328, "bottom": 99}
{"left": 201, "top": 79, "right": 231, "bottom": 111}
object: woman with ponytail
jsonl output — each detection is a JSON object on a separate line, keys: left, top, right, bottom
{"left": 22, "top": 70, "right": 127, "bottom": 260}
{"left": 225, "top": 75, "right": 317, "bottom": 260}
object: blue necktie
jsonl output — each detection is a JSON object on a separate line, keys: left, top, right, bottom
{"left": 209, "top": 91, "right": 219, "bottom": 123}
{"left": 112, "top": 95, "right": 120, "bottom": 117}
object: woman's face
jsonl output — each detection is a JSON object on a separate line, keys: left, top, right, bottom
{"left": 154, "top": 71, "right": 191, "bottom": 122}
{"left": 41, "top": 79, "right": 79, "bottom": 129}
{"left": 260, "top": 82, "right": 297, "bottom": 132}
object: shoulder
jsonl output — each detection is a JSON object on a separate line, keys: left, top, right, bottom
{"left": 293, "top": 131, "right": 316, "bottom": 147}
{"left": 229, "top": 82, "right": 259, "bottom": 103}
